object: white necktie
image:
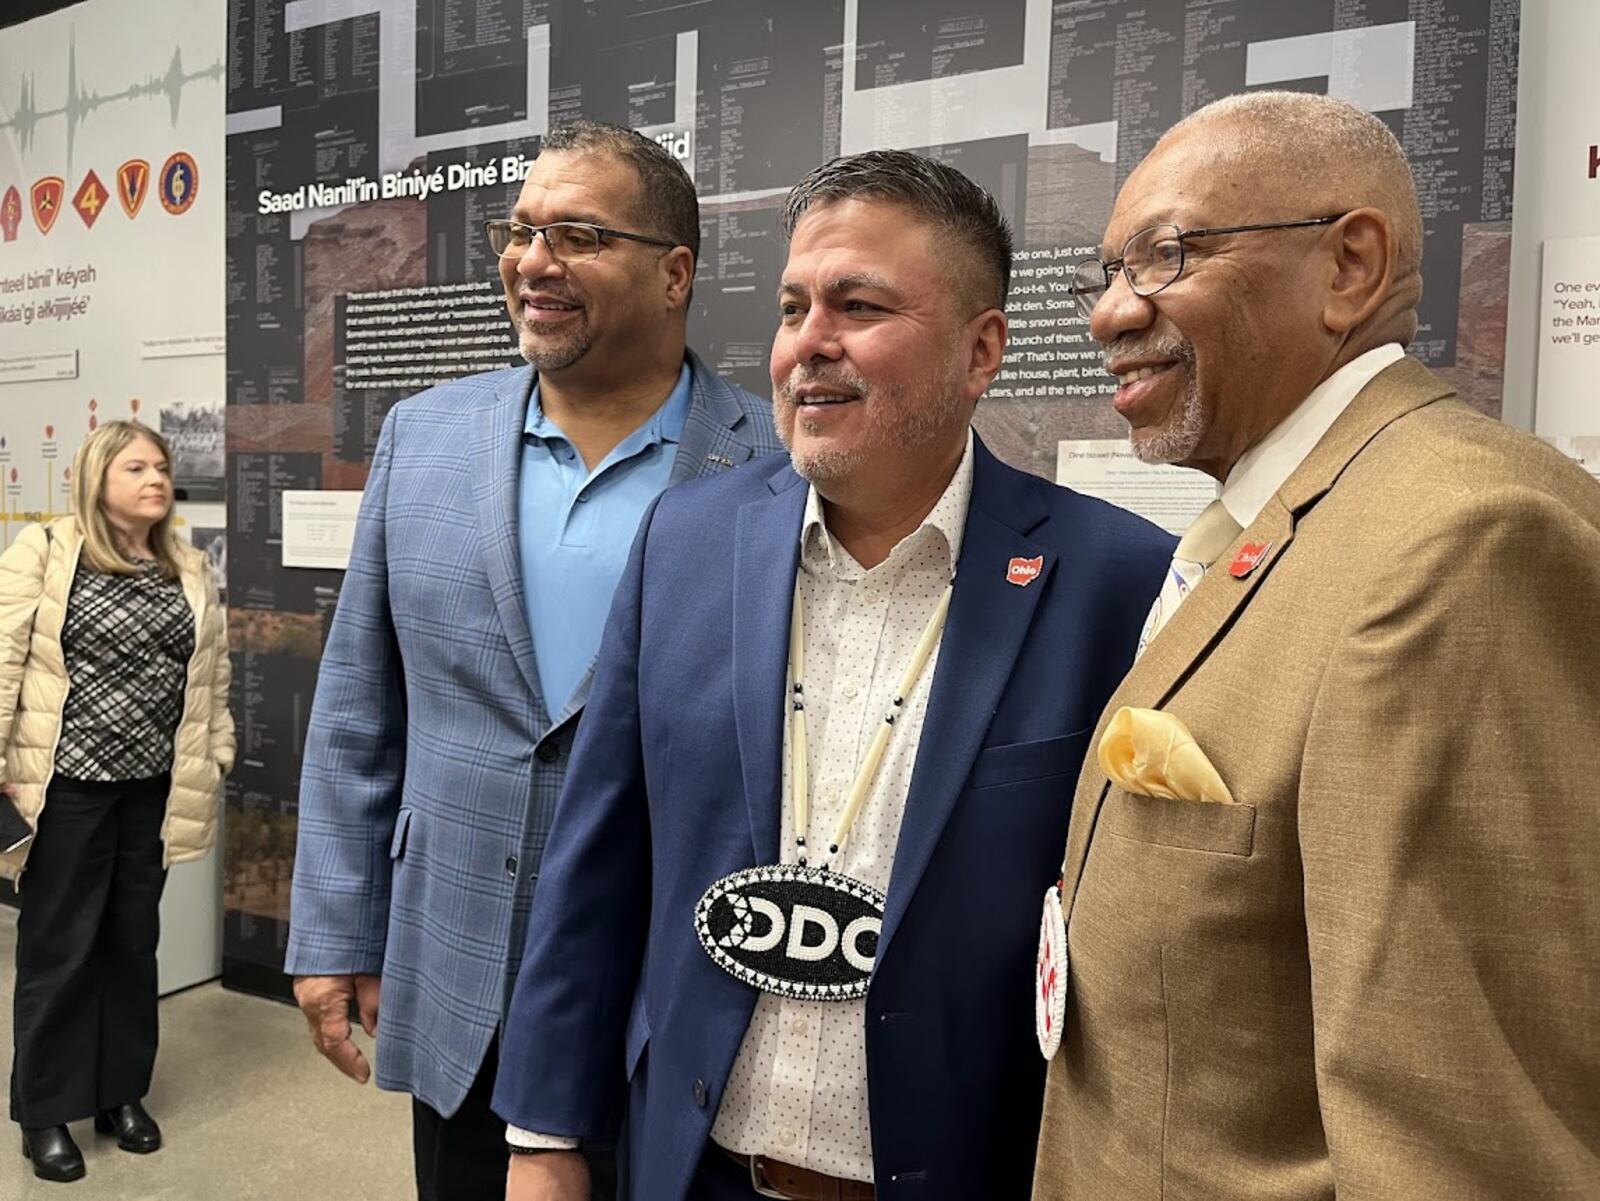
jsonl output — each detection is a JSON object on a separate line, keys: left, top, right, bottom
{"left": 1136, "top": 500, "right": 1243, "bottom": 659}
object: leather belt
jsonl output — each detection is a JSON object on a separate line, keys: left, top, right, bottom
{"left": 721, "top": 1147, "right": 875, "bottom": 1200}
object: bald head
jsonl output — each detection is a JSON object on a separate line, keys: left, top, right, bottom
{"left": 1159, "top": 91, "right": 1424, "bottom": 344}
{"left": 1091, "top": 91, "right": 1426, "bottom": 480}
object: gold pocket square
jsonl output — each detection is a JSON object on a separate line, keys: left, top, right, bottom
{"left": 1097, "top": 707, "right": 1234, "bottom": 805}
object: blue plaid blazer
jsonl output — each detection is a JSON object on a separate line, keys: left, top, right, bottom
{"left": 284, "top": 349, "right": 780, "bottom": 1116}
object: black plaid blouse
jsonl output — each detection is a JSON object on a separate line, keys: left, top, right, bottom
{"left": 56, "top": 560, "right": 195, "bottom": 782}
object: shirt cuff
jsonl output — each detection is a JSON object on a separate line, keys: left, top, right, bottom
{"left": 505, "top": 1125, "right": 580, "bottom": 1151}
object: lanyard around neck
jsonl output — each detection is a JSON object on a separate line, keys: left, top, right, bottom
{"left": 787, "top": 575, "right": 954, "bottom": 867}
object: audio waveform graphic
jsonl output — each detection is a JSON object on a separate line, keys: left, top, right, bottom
{"left": 0, "top": 29, "right": 224, "bottom": 173}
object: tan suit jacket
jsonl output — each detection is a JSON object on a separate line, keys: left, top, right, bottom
{"left": 1034, "top": 359, "right": 1600, "bottom": 1200}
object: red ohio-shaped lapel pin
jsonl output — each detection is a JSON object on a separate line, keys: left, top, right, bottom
{"left": 1229, "top": 542, "right": 1272, "bottom": 579}
{"left": 1007, "top": 555, "right": 1044, "bottom": 587}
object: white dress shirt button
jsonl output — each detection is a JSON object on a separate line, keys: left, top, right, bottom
{"left": 779, "top": 1127, "right": 796, "bottom": 1147}
{"left": 792, "top": 1018, "right": 809, "bottom": 1036}
{"left": 842, "top": 682, "right": 859, "bottom": 699}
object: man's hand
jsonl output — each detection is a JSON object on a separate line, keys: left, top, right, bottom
{"left": 507, "top": 1150, "right": 590, "bottom": 1201}
{"left": 293, "top": 973, "right": 381, "bottom": 1083}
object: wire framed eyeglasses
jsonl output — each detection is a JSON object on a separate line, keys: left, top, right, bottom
{"left": 483, "top": 219, "right": 679, "bottom": 263}
{"left": 1068, "top": 214, "right": 1346, "bottom": 321}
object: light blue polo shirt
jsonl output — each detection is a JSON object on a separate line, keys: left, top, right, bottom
{"left": 518, "top": 362, "right": 692, "bottom": 718}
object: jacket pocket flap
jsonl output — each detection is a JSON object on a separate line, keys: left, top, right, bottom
{"left": 968, "top": 730, "right": 1091, "bottom": 790}
{"left": 388, "top": 809, "right": 413, "bottom": 860}
{"left": 1103, "top": 789, "right": 1256, "bottom": 857}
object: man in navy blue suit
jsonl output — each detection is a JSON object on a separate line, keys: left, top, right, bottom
{"left": 494, "top": 151, "right": 1174, "bottom": 1200}
{"left": 285, "top": 121, "right": 778, "bottom": 1201}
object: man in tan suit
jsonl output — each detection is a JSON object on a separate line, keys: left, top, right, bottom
{"left": 1033, "top": 91, "right": 1600, "bottom": 1200}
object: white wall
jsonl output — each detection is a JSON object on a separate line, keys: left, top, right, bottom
{"left": 1, "top": 0, "right": 226, "bottom": 993}
{"left": 1504, "top": 0, "right": 1600, "bottom": 435}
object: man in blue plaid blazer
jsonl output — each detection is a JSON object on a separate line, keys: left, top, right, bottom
{"left": 284, "top": 122, "right": 779, "bottom": 1201}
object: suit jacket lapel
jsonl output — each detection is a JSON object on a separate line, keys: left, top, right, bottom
{"left": 732, "top": 464, "right": 808, "bottom": 865}
{"left": 471, "top": 367, "right": 548, "bottom": 716}
{"left": 1055, "top": 497, "right": 1293, "bottom": 912}
{"left": 1115, "top": 500, "right": 1296, "bottom": 715}
{"left": 671, "top": 349, "right": 765, "bottom": 486}
{"left": 879, "top": 439, "right": 1053, "bottom": 958}
{"left": 1059, "top": 356, "right": 1457, "bottom": 916}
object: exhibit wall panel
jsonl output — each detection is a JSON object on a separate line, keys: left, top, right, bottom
{"left": 222, "top": 0, "right": 1522, "bottom": 994}
{"left": 1504, "top": 0, "right": 1600, "bottom": 440}
{"left": 0, "top": 0, "right": 226, "bottom": 992}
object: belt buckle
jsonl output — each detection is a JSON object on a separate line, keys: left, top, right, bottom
{"left": 748, "top": 1155, "right": 796, "bottom": 1200}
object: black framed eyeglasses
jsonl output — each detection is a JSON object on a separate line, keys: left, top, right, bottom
{"left": 1068, "top": 214, "right": 1346, "bottom": 321}
{"left": 483, "top": 219, "right": 679, "bottom": 263}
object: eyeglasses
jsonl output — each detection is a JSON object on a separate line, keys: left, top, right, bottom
{"left": 483, "top": 219, "right": 679, "bottom": 262}
{"left": 1068, "top": 214, "right": 1345, "bottom": 321}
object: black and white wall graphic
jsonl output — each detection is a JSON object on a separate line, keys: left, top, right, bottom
{"left": 223, "top": 0, "right": 1519, "bottom": 992}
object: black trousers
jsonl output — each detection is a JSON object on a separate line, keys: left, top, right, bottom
{"left": 10, "top": 774, "right": 169, "bottom": 1127}
{"left": 412, "top": 1036, "right": 617, "bottom": 1201}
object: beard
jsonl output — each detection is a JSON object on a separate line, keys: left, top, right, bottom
{"left": 511, "top": 288, "right": 592, "bottom": 371}
{"left": 520, "top": 328, "right": 590, "bottom": 371}
{"left": 1108, "top": 335, "right": 1207, "bottom": 466}
{"left": 775, "top": 350, "right": 968, "bottom": 485}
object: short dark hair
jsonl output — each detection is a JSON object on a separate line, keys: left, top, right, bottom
{"left": 781, "top": 149, "right": 1013, "bottom": 311}
{"left": 541, "top": 120, "right": 700, "bottom": 263}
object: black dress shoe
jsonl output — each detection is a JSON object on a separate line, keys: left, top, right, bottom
{"left": 94, "top": 1101, "right": 161, "bottom": 1153}
{"left": 21, "top": 1124, "right": 87, "bottom": 1182}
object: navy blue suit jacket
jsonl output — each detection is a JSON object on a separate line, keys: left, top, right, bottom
{"left": 494, "top": 436, "right": 1173, "bottom": 1199}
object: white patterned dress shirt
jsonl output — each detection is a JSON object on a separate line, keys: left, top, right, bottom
{"left": 708, "top": 432, "right": 975, "bottom": 1183}
{"left": 508, "top": 435, "right": 976, "bottom": 1163}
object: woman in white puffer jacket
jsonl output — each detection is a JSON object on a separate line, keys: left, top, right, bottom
{"left": 0, "top": 420, "right": 232, "bottom": 1184}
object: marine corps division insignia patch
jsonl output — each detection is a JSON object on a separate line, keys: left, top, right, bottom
{"left": 73, "top": 170, "right": 108, "bottom": 229}
{"left": 117, "top": 159, "right": 150, "bottom": 218}
{"left": 1, "top": 186, "right": 20, "bottom": 242}
{"left": 31, "top": 177, "right": 64, "bottom": 235}
{"left": 159, "top": 152, "right": 198, "bottom": 215}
